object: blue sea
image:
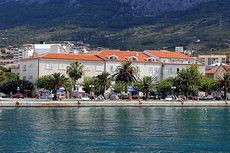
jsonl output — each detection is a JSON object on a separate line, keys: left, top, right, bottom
{"left": 0, "top": 107, "right": 230, "bottom": 152}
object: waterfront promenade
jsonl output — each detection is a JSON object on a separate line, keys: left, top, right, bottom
{"left": 0, "top": 98, "right": 229, "bottom": 107}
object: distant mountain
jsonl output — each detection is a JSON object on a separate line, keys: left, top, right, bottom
{"left": 0, "top": 0, "right": 229, "bottom": 53}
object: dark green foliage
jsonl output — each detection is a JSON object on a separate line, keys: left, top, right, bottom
{"left": 0, "top": 0, "right": 229, "bottom": 53}
{"left": 0, "top": 80, "right": 33, "bottom": 94}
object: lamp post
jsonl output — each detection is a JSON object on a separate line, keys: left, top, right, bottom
{"left": 89, "top": 85, "right": 94, "bottom": 100}
{"left": 171, "top": 86, "right": 176, "bottom": 95}
{"left": 75, "top": 83, "right": 81, "bottom": 99}
{"left": 17, "top": 86, "right": 20, "bottom": 93}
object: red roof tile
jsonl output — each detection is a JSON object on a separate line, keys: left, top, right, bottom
{"left": 89, "top": 50, "right": 161, "bottom": 63}
{"left": 145, "top": 50, "right": 194, "bottom": 59}
{"left": 21, "top": 53, "right": 103, "bottom": 61}
{"left": 205, "top": 67, "right": 219, "bottom": 74}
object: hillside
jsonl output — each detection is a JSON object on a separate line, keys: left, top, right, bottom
{"left": 0, "top": 0, "right": 229, "bottom": 54}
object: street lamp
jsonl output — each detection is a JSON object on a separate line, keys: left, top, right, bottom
{"left": 75, "top": 83, "right": 82, "bottom": 99}
{"left": 171, "top": 86, "right": 176, "bottom": 95}
{"left": 89, "top": 85, "right": 94, "bottom": 100}
{"left": 17, "top": 86, "right": 20, "bottom": 93}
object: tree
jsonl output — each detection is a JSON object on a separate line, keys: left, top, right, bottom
{"left": 112, "top": 81, "right": 129, "bottom": 94}
{"left": 36, "top": 75, "right": 53, "bottom": 90}
{"left": 0, "top": 80, "right": 33, "bottom": 95}
{"left": 113, "top": 62, "right": 138, "bottom": 84}
{"left": 5, "top": 72, "right": 19, "bottom": 82}
{"left": 175, "top": 65, "right": 203, "bottom": 98}
{"left": 96, "top": 72, "right": 112, "bottom": 96}
{"left": 200, "top": 76, "right": 218, "bottom": 94}
{"left": 66, "top": 61, "right": 84, "bottom": 87}
{"left": 156, "top": 77, "right": 175, "bottom": 97}
{"left": 36, "top": 73, "right": 69, "bottom": 92}
{"left": 49, "top": 73, "right": 70, "bottom": 91}
{"left": 135, "top": 76, "right": 155, "bottom": 100}
{"left": 0, "top": 71, "right": 6, "bottom": 84}
{"left": 82, "top": 77, "right": 97, "bottom": 94}
{"left": 218, "top": 73, "right": 230, "bottom": 101}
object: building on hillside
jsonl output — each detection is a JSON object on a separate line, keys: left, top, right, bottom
{"left": 13, "top": 42, "right": 77, "bottom": 64}
{"left": 143, "top": 50, "right": 205, "bottom": 79}
{"left": 0, "top": 59, "right": 14, "bottom": 66}
{"left": 197, "top": 55, "right": 227, "bottom": 66}
{"left": 206, "top": 65, "right": 230, "bottom": 79}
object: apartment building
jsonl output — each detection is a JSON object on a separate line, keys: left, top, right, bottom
{"left": 143, "top": 50, "right": 205, "bottom": 79}
{"left": 20, "top": 50, "right": 205, "bottom": 85}
{"left": 197, "top": 55, "right": 227, "bottom": 66}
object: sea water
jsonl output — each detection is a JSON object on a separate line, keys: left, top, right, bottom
{"left": 0, "top": 107, "right": 230, "bottom": 152}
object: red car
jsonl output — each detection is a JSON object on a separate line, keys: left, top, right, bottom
{"left": 12, "top": 93, "right": 24, "bottom": 98}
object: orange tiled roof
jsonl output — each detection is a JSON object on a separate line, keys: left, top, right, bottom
{"left": 22, "top": 53, "right": 103, "bottom": 61}
{"left": 145, "top": 50, "right": 194, "bottom": 59}
{"left": 89, "top": 50, "right": 161, "bottom": 63}
{"left": 0, "top": 60, "right": 13, "bottom": 62}
{"left": 205, "top": 67, "right": 219, "bottom": 74}
{"left": 223, "top": 65, "right": 230, "bottom": 70}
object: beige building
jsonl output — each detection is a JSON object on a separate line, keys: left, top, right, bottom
{"left": 90, "top": 50, "right": 163, "bottom": 81}
{"left": 20, "top": 53, "right": 104, "bottom": 84}
{"left": 197, "top": 55, "right": 227, "bottom": 66}
{"left": 206, "top": 65, "right": 230, "bottom": 79}
{"left": 143, "top": 50, "right": 205, "bottom": 79}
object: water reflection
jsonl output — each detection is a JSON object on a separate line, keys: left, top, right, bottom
{"left": 0, "top": 107, "right": 229, "bottom": 152}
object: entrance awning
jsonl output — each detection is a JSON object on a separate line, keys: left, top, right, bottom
{"left": 127, "top": 88, "right": 136, "bottom": 92}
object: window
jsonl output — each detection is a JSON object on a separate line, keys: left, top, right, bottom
{"left": 149, "top": 67, "right": 153, "bottom": 76}
{"left": 110, "top": 66, "right": 115, "bottom": 73}
{"left": 29, "top": 64, "right": 33, "bottom": 67}
{"left": 155, "top": 68, "right": 158, "bottom": 74}
{"left": 29, "top": 76, "right": 33, "bottom": 80}
{"left": 136, "top": 66, "right": 140, "bottom": 72}
{"left": 23, "top": 76, "right": 26, "bottom": 80}
{"left": 109, "top": 55, "right": 118, "bottom": 60}
{"left": 46, "top": 63, "right": 53, "bottom": 70}
{"left": 169, "top": 68, "right": 173, "bottom": 74}
{"left": 96, "top": 65, "right": 103, "bottom": 72}
{"left": 147, "top": 58, "right": 156, "bottom": 62}
{"left": 23, "top": 65, "right": 26, "bottom": 71}
{"left": 177, "top": 68, "right": 180, "bottom": 72}
{"left": 84, "top": 65, "right": 91, "bottom": 71}
{"left": 59, "top": 64, "right": 66, "bottom": 70}
{"left": 128, "top": 56, "right": 138, "bottom": 61}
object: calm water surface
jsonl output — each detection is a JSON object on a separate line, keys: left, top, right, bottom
{"left": 0, "top": 107, "right": 230, "bottom": 152}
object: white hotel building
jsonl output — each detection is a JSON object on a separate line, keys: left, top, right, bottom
{"left": 20, "top": 50, "right": 205, "bottom": 85}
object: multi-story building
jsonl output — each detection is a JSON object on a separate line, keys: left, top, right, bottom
{"left": 143, "top": 50, "right": 205, "bottom": 79}
{"left": 20, "top": 50, "right": 205, "bottom": 85}
{"left": 206, "top": 65, "right": 230, "bottom": 79}
{"left": 197, "top": 55, "right": 227, "bottom": 66}
{"left": 13, "top": 42, "right": 77, "bottom": 65}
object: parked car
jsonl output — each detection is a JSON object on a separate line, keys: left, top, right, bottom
{"left": 109, "top": 94, "right": 119, "bottom": 100}
{"left": 215, "top": 96, "right": 222, "bottom": 100}
{"left": 197, "top": 96, "right": 207, "bottom": 100}
{"left": 12, "top": 93, "right": 24, "bottom": 99}
{"left": 165, "top": 95, "right": 176, "bottom": 101}
{"left": 206, "top": 95, "right": 214, "bottom": 100}
{"left": 0, "top": 92, "right": 6, "bottom": 98}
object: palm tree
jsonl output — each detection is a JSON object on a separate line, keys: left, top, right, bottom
{"left": 113, "top": 62, "right": 138, "bottom": 84}
{"left": 66, "top": 61, "right": 84, "bottom": 87}
{"left": 175, "top": 65, "right": 203, "bottom": 98}
{"left": 96, "top": 72, "right": 112, "bottom": 96}
{"left": 82, "top": 77, "right": 97, "bottom": 94}
{"left": 136, "top": 76, "right": 155, "bottom": 100}
{"left": 49, "top": 73, "right": 69, "bottom": 92}
{"left": 218, "top": 73, "right": 230, "bottom": 101}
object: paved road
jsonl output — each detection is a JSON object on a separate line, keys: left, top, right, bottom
{"left": 0, "top": 98, "right": 229, "bottom": 107}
